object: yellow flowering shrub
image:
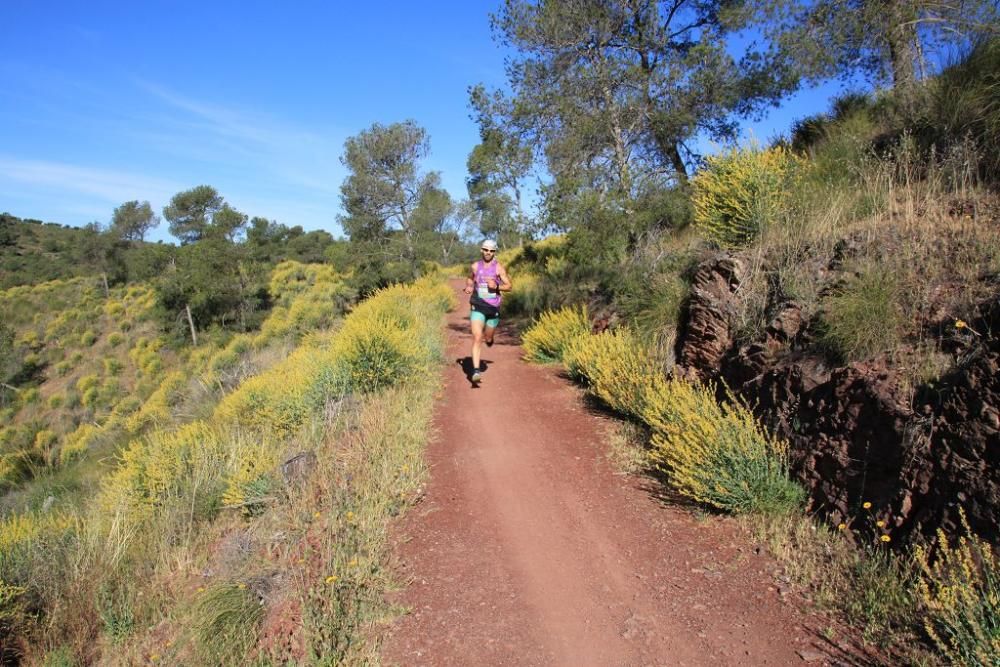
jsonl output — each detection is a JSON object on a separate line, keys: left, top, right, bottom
{"left": 220, "top": 434, "right": 282, "bottom": 514}
{"left": 642, "top": 379, "right": 804, "bottom": 514}
{"left": 216, "top": 280, "right": 451, "bottom": 433}
{"left": 522, "top": 305, "right": 590, "bottom": 363}
{"left": 60, "top": 423, "right": 101, "bottom": 464}
{"left": 125, "top": 371, "right": 188, "bottom": 434}
{"left": 18, "top": 388, "right": 39, "bottom": 405}
{"left": 129, "top": 337, "right": 165, "bottom": 377}
{"left": 0, "top": 577, "right": 26, "bottom": 627}
{"left": 562, "top": 328, "right": 662, "bottom": 421}
{"left": 75, "top": 374, "right": 100, "bottom": 393}
{"left": 329, "top": 313, "right": 421, "bottom": 395}
{"left": 98, "top": 421, "right": 226, "bottom": 524}
{"left": 33, "top": 430, "right": 57, "bottom": 465}
{"left": 693, "top": 144, "right": 801, "bottom": 247}
{"left": 915, "top": 510, "right": 1000, "bottom": 666}
{"left": 103, "top": 301, "right": 124, "bottom": 317}
{"left": 257, "top": 262, "right": 351, "bottom": 344}
{"left": 270, "top": 261, "right": 340, "bottom": 300}
{"left": 0, "top": 511, "right": 75, "bottom": 562}
{"left": 215, "top": 346, "right": 331, "bottom": 434}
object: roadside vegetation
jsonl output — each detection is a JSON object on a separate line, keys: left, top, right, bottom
{"left": 515, "top": 34, "right": 1000, "bottom": 666}
{"left": 0, "top": 267, "right": 453, "bottom": 663}
{"left": 2, "top": 1, "right": 999, "bottom": 664}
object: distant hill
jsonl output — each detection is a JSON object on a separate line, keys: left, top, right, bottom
{"left": 0, "top": 213, "right": 112, "bottom": 289}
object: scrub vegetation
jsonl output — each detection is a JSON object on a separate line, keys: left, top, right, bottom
{"left": 3, "top": 1, "right": 999, "bottom": 664}
{"left": 512, "top": 20, "right": 1000, "bottom": 664}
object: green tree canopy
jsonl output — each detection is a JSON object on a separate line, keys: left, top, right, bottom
{"left": 467, "top": 85, "right": 535, "bottom": 246}
{"left": 155, "top": 238, "right": 265, "bottom": 342}
{"left": 485, "top": 0, "right": 798, "bottom": 207}
{"left": 768, "top": 0, "right": 999, "bottom": 112}
{"left": 338, "top": 121, "right": 456, "bottom": 291}
{"left": 163, "top": 185, "right": 247, "bottom": 244}
{"left": 110, "top": 200, "right": 159, "bottom": 242}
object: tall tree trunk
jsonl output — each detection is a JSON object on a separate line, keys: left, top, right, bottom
{"left": 185, "top": 304, "right": 198, "bottom": 346}
{"left": 664, "top": 140, "right": 688, "bottom": 185}
{"left": 884, "top": 0, "right": 919, "bottom": 113}
{"left": 648, "top": 112, "right": 688, "bottom": 184}
{"left": 101, "top": 272, "right": 109, "bottom": 298}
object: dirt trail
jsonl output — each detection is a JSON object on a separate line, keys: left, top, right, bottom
{"left": 381, "top": 281, "right": 836, "bottom": 666}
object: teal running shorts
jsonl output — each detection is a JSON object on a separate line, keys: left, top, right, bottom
{"left": 470, "top": 309, "right": 500, "bottom": 329}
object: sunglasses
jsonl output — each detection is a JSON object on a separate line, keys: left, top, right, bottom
{"left": 481, "top": 248, "right": 495, "bottom": 253}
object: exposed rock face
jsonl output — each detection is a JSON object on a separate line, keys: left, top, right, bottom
{"left": 912, "top": 305, "right": 1000, "bottom": 541}
{"left": 673, "top": 252, "right": 1000, "bottom": 544}
{"left": 675, "top": 254, "right": 746, "bottom": 380}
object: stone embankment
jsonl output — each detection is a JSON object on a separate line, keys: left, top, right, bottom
{"left": 673, "top": 252, "right": 999, "bottom": 543}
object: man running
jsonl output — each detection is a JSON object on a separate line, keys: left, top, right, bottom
{"left": 464, "top": 239, "right": 512, "bottom": 384}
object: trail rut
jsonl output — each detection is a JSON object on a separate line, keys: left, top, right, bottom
{"left": 381, "top": 281, "right": 840, "bottom": 666}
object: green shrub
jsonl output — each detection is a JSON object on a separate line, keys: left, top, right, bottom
{"left": 103, "top": 357, "right": 123, "bottom": 376}
{"left": 820, "top": 266, "right": 905, "bottom": 362}
{"left": 693, "top": 144, "right": 801, "bottom": 247}
{"left": 97, "top": 582, "right": 135, "bottom": 644}
{"left": 79, "top": 331, "right": 97, "bottom": 347}
{"left": 615, "top": 266, "right": 690, "bottom": 339}
{"left": 80, "top": 387, "right": 100, "bottom": 410}
{"left": 63, "top": 391, "right": 80, "bottom": 410}
{"left": 521, "top": 306, "right": 590, "bottom": 363}
{"left": 925, "top": 38, "right": 1000, "bottom": 181}
{"left": 208, "top": 348, "right": 240, "bottom": 375}
{"left": 502, "top": 272, "right": 547, "bottom": 319}
{"left": 41, "top": 645, "right": 77, "bottom": 667}
{"left": 805, "top": 111, "right": 880, "bottom": 188}
{"left": 916, "top": 511, "right": 1000, "bottom": 666}
{"left": 189, "top": 584, "right": 263, "bottom": 665}
{"left": 107, "top": 332, "right": 124, "bottom": 347}
{"left": 643, "top": 379, "right": 805, "bottom": 515}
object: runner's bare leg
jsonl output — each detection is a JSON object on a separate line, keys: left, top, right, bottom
{"left": 471, "top": 317, "right": 485, "bottom": 374}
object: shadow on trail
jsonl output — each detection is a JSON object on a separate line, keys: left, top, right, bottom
{"left": 455, "top": 357, "right": 491, "bottom": 388}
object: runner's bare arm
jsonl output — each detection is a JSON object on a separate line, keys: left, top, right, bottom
{"left": 497, "top": 264, "right": 512, "bottom": 292}
{"left": 464, "top": 263, "right": 476, "bottom": 294}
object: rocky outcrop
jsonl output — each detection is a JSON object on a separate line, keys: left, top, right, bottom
{"left": 675, "top": 255, "right": 747, "bottom": 379}
{"left": 673, "top": 252, "right": 1000, "bottom": 544}
{"left": 911, "top": 306, "right": 1000, "bottom": 541}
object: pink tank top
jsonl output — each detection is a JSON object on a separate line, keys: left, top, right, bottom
{"left": 474, "top": 259, "right": 502, "bottom": 307}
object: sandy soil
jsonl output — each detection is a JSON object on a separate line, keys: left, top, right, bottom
{"left": 380, "top": 281, "right": 850, "bottom": 666}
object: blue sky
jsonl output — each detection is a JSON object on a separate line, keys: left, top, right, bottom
{"left": 1, "top": 1, "right": 850, "bottom": 243}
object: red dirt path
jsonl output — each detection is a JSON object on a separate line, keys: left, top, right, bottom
{"left": 381, "top": 281, "right": 840, "bottom": 666}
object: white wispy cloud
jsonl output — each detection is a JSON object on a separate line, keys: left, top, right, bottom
{"left": 135, "top": 80, "right": 347, "bottom": 195}
{"left": 0, "top": 156, "right": 181, "bottom": 204}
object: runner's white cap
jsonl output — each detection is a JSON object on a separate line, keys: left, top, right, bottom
{"left": 481, "top": 239, "right": 498, "bottom": 250}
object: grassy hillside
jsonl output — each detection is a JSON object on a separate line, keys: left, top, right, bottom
{"left": 0, "top": 258, "right": 453, "bottom": 664}
{"left": 0, "top": 214, "right": 118, "bottom": 289}
{"left": 0, "top": 279, "right": 171, "bottom": 503}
